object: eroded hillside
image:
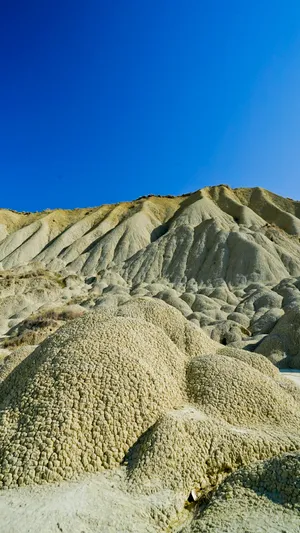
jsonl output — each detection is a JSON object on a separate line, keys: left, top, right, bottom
{"left": 1, "top": 185, "right": 300, "bottom": 369}
{"left": 0, "top": 185, "right": 300, "bottom": 532}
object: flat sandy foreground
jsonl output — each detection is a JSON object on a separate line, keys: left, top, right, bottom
{"left": 0, "top": 370, "right": 299, "bottom": 533}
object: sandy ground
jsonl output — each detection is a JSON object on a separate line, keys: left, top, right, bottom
{"left": 0, "top": 468, "right": 186, "bottom": 533}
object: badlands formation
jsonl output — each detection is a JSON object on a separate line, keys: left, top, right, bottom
{"left": 0, "top": 185, "right": 299, "bottom": 532}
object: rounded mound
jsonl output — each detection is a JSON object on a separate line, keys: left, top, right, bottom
{"left": 186, "top": 354, "right": 300, "bottom": 427}
{"left": 256, "top": 307, "right": 300, "bottom": 368}
{"left": 126, "top": 407, "right": 300, "bottom": 493}
{"left": 116, "top": 297, "right": 218, "bottom": 357}
{"left": 225, "top": 451, "right": 300, "bottom": 506}
{"left": 216, "top": 346, "right": 279, "bottom": 379}
{"left": 184, "top": 453, "right": 300, "bottom": 533}
{"left": 0, "top": 344, "right": 36, "bottom": 383}
{"left": 0, "top": 312, "right": 186, "bottom": 488}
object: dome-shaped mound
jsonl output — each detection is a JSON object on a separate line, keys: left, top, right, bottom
{"left": 0, "top": 312, "right": 186, "bottom": 488}
{"left": 186, "top": 354, "right": 300, "bottom": 427}
{"left": 216, "top": 346, "right": 279, "bottom": 379}
{"left": 116, "top": 297, "right": 218, "bottom": 357}
{"left": 126, "top": 407, "right": 300, "bottom": 493}
{"left": 225, "top": 451, "right": 300, "bottom": 506}
{"left": 183, "top": 452, "right": 300, "bottom": 533}
{"left": 256, "top": 307, "right": 300, "bottom": 368}
{"left": 278, "top": 375, "right": 300, "bottom": 404}
{"left": 0, "top": 344, "right": 36, "bottom": 383}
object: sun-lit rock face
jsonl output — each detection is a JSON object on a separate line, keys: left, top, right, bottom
{"left": 0, "top": 186, "right": 300, "bottom": 286}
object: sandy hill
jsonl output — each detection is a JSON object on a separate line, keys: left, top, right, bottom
{"left": 0, "top": 185, "right": 300, "bottom": 532}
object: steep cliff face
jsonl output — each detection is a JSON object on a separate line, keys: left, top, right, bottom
{"left": 1, "top": 184, "right": 300, "bottom": 368}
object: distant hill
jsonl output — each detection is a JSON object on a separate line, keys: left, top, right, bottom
{"left": 1, "top": 184, "right": 300, "bottom": 368}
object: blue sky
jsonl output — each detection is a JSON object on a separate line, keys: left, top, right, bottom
{"left": 1, "top": 1, "right": 300, "bottom": 211}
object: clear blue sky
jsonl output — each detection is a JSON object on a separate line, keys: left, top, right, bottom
{"left": 1, "top": 1, "right": 300, "bottom": 211}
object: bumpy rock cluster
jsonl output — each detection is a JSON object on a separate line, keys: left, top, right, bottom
{"left": 0, "top": 297, "right": 299, "bottom": 495}
{"left": 126, "top": 406, "right": 300, "bottom": 494}
{"left": 0, "top": 307, "right": 188, "bottom": 487}
{"left": 256, "top": 305, "right": 300, "bottom": 368}
{"left": 115, "top": 297, "right": 219, "bottom": 357}
{"left": 182, "top": 452, "right": 300, "bottom": 532}
{"left": 126, "top": 352, "right": 300, "bottom": 493}
{"left": 186, "top": 354, "right": 299, "bottom": 428}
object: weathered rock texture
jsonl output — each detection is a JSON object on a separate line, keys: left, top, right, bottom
{"left": 0, "top": 186, "right": 300, "bottom": 532}
{"left": 0, "top": 299, "right": 299, "bottom": 497}
{"left": 181, "top": 452, "right": 300, "bottom": 532}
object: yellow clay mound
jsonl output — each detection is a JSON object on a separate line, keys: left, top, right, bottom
{"left": 116, "top": 297, "right": 219, "bottom": 356}
{"left": 0, "top": 303, "right": 299, "bottom": 497}
{"left": 219, "top": 451, "right": 300, "bottom": 506}
{"left": 126, "top": 407, "right": 300, "bottom": 493}
{"left": 0, "top": 312, "right": 186, "bottom": 488}
{"left": 186, "top": 354, "right": 300, "bottom": 427}
{"left": 216, "top": 346, "right": 279, "bottom": 379}
{"left": 126, "top": 350, "right": 300, "bottom": 494}
{"left": 183, "top": 452, "right": 300, "bottom": 533}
